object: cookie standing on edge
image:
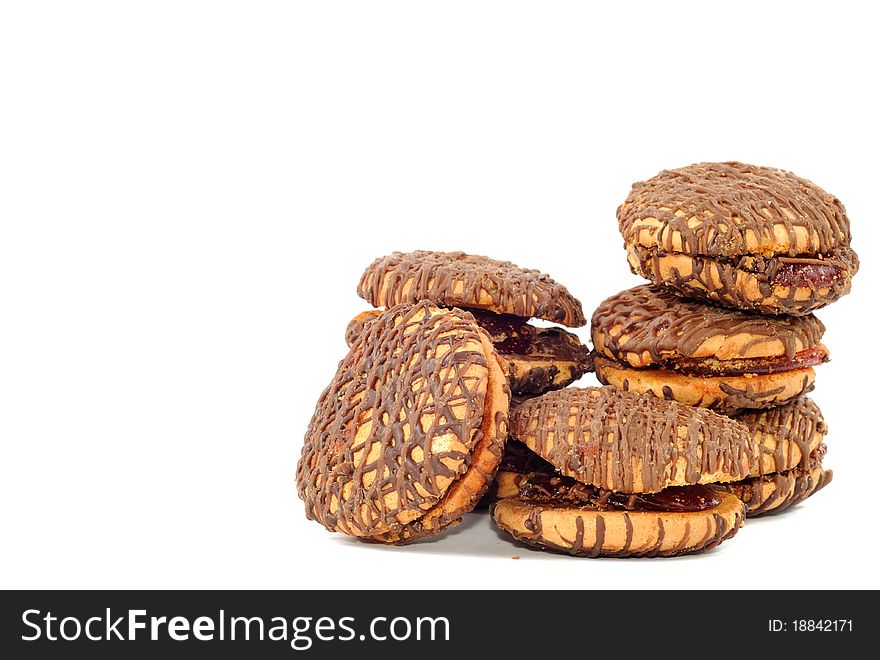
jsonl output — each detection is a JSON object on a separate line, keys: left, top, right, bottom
{"left": 353, "top": 250, "right": 592, "bottom": 395}
{"left": 491, "top": 387, "right": 750, "bottom": 557}
{"left": 591, "top": 284, "right": 828, "bottom": 412}
{"left": 297, "top": 301, "right": 510, "bottom": 544}
{"left": 618, "top": 162, "right": 858, "bottom": 315}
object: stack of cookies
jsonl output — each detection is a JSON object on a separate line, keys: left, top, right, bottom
{"left": 296, "top": 162, "right": 857, "bottom": 558}
{"left": 592, "top": 162, "right": 856, "bottom": 514}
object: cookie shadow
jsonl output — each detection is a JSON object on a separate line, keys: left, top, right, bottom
{"left": 329, "top": 508, "right": 531, "bottom": 558}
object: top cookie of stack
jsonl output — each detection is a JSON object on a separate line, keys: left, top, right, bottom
{"left": 618, "top": 161, "right": 858, "bottom": 315}
{"left": 359, "top": 250, "right": 586, "bottom": 326}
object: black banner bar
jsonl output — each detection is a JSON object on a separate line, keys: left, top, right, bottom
{"left": 0, "top": 590, "right": 870, "bottom": 657}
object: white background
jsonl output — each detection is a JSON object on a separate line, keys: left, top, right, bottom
{"left": 2, "top": 1, "right": 878, "bottom": 589}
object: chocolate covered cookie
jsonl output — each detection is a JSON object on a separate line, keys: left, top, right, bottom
{"left": 618, "top": 162, "right": 858, "bottom": 315}
{"left": 716, "top": 398, "right": 832, "bottom": 516}
{"left": 592, "top": 284, "right": 827, "bottom": 412}
{"left": 358, "top": 250, "right": 586, "bottom": 326}
{"left": 346, "top": 308, "right": 591, "bottom": 396}
{"left": 490, "top": 387, "right": 750, "bottom": 557}
{"left": 354, "top": 251, "right": 592, "bottom": 395}
{"left": 297, "top": 301, "right": 510, "bottom": 544}
{"left": 511, "top": 387, "right": 757, "bottom": 493}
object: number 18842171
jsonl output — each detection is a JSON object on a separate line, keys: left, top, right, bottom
{"left": 769, "top": 620, "right": 853, "bottom": 632}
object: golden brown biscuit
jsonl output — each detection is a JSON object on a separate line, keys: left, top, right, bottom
{"left": 591, "top": 285, "right": 827, "bottom": 412}
{"left": 493, "top": 470, "right": 530, "bottom": 500}
{"left": 492, "top": 488, "right": 745, "bottom": 557}
{"left": 357, "top": 250, "right": 586, "bottom": 327}
{"left": 714, "top": 460, "right": 831, "bottom": 517}
{"left": 297, "top": 301, "right": 510, "bottom": 543}
{"left": 511, "top": 387, "right": 758, "bottom": 493}
{"left": 347, "top": 309, "right": 591, "bottom": 395}
{"left": 618, "top": 162, "right": 858, "bottom": 315}
{"left": 594, "top": 356, "right": 815, "bottom": 414}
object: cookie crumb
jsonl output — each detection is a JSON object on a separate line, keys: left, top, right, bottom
{"left": 512, "top": 555, "right": 520, "bottom": 560}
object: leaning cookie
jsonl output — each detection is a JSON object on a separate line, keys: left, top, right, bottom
{"left": 511, "top": 387, "right": 758, "bottom": 493}
{"left": 618, "top": 162, "right": 858, "bottom": 315}
{"left": 490, "top": 387, "right": 751, "bottom": 557}
{"left": 297, "top": 301, "right": 510, "bottom": 544}
{"left": 591, "top": 284, "right": 827, "bottom": 412}
{"left": 346, "top": 308, "right": 591, "bottom": 395}
{"left": 494, "top": 397, "right": 828, "bottom": 505}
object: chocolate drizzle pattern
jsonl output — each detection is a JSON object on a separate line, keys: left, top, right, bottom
{"left": 357, "top": 250, "right": 586, "bottom": 327}
{"left": 618, "top": 162, "right": 852, "bottom": 258}
{"left": 348, "top": 309, "right": 592, "bottom": 395}
{"left": 297, "top": 301, "right": 503, "bottom": 538}
{"left": 491, "top": 496, "right": 744, "bottom": 558}
{"left": 597, "top": 357, "right": 815, "bottom": 414}
{"left": 510, "top": 387, "right": 755, "bottom": 493}
{"left": 733, "top": 397, "right": 828, "bottom": 473}
{"left": 714, "top": 456, "right": 832, "bottom": 517}
{"left": 716, "top": 375, "right": 813, "bottom": 413}
{"left": 591, "top": 284, "right": 825, "bottom": 365}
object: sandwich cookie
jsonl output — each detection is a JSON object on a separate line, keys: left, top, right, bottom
{"left": 491, "top": 387, "right": 750, "bottom": 557}
{"left": 618, "top": 162, "right": 858, "bottom": 315}
{"left": 591, "top": 284, "right": 827, "bottom": 412}
{"left": 715, "top": 398, "right": 832, "bottom": 516}
{"left": 354, "top": 251, "right": 592, "bottom": 394}
{"left": 297, "top": 301, "right": 510, "bottom": 544}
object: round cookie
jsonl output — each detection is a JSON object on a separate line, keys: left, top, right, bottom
{"left": 591, "top": 284, "right": 827, "bottom": 413}
{"left": 511, "top": 387, "right": 758, "bottom": 493}
{"left": 358, "top": 250, "right": 586, "bottom": 327}
{"left": 346, "top": 308, "right": 592, "bottom": 395}
{"left": 618, "top": 162, "right": 858, "bottom": 315}
{"left": 714, "top": 460, "right": 831, "bottom": 517}
{"left": 492, "top": 489, "right": 745, "bottom": 558}
{"left": 297, "top": 301, "right": 510, "bottom": 543}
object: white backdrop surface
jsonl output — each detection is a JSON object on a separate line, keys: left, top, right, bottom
{"left": 1, "top": 1, "right": 878, "bottom": 589}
